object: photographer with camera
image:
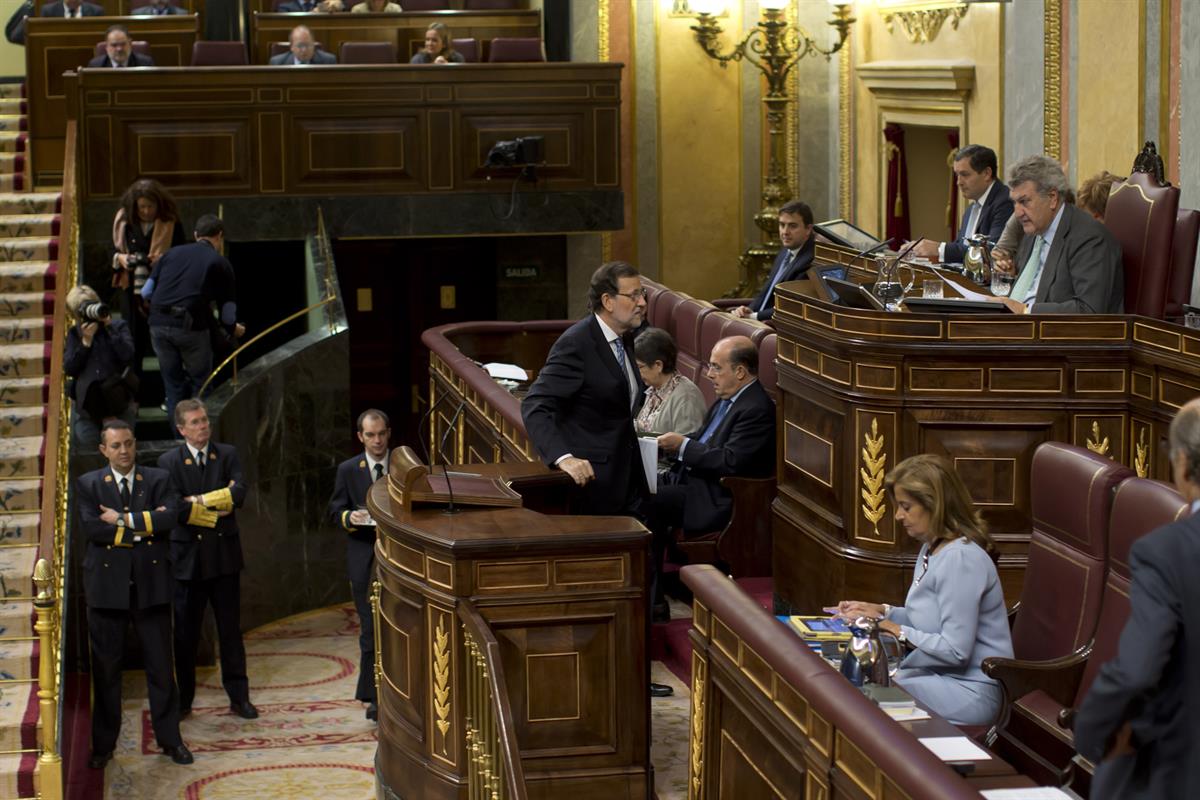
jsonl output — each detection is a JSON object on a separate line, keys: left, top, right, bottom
{"left": 64, "top": 286, "right": 138, "bottom": 447}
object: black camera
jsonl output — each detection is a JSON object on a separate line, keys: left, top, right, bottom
{"left": 79, "top": 301, "right": 110, "bottom": 322}
{"left": 485, "top": 136, "right": 545, "bottom": 168}
{"left": 127, "top": 251, "right": 149, "bottom": 269}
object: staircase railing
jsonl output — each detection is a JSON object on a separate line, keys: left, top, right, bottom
{"left": 457, "top": 602, "right": 527, "bottom": 800}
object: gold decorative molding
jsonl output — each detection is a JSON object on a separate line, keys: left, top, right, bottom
{"left": 860, "top": 418, "right": 887, "bottom": 533}
{"left": 371, "top": 580, "right": 383, "bottom": 701}
{"left": 1086, "top": 420, "right": 1111, "bottom": 456}
{"left": 1043, "top": 0, "right": 1062, "bottom": 160}
{"left": 689, "top": 652, "right": 707, "bottom": 800}
{"left": 786, "top": 0, "right": 798, "bottom": 198}
{"left": 1134, "top": 427, "right": 1149, "bottom": 478}
{"left": 598, "top": 0, "right": 612, "bottom": 263}
{"left": 838, "top": 39, "right": 852, "bottom": 218}
{"left": 432, "top": 611, "right": 452, "bottom": 756}
{"left": 881, "top": 5, "right": 968, "bottom": 44}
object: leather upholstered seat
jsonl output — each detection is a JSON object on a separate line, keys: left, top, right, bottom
{"left": 340, "top": 41, "right": 397, "bottom": 64}
{"left": 191, "top": 41, "right": 248, "bottom": 66}
{"left": 487, "top": 37, "right": 546, "bottom": 63}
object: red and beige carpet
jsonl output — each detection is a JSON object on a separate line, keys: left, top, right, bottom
{"left": 103, "top": 602, "right": 690, "bottom": 799}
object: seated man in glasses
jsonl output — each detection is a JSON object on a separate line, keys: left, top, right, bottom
{"left": 269, "top": 25, "right": 336, "bottom": 65}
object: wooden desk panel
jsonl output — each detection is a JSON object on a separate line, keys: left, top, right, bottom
{"left": 250, "top": 10, "right": 540, "bottom": 64}
{"left": 68, "top": 63, "right": 621, "bottom": 200}
{"left": 26, "top": 15, "right": 199, "bottom": 185}
{"left": 249, "top": 0, "right": 527, "bottom": 14}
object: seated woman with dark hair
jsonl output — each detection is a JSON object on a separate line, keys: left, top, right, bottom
{"left": 410, "top": 22, "right": 464, "bottom": 64}
{"left": 834, "top": 454, "right": 1013, "bottom": 726}
{"left": 633, "top": 327, "right": 706, "bottom": 439}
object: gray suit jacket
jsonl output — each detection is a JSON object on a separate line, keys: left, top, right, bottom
{"left": 1016, "top": 203, "right": 1124, "bottom": 314}
{"left": 1075, "top": 512, "right": 1200, "bottom": 799}
{"left": 269, "top": 49, "right": 336, "bottom": 65}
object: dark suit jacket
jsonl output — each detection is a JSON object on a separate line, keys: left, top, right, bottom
{"left": 158, "top": 442, "right": 246, "bottom": 580}
{"left": 40, "top": 1, "right": 104, "bottom": 16}
{"left": 131, "top": 3, "right": 188, "bottom": 13}
{"left": 86, "top": 52, "right": 155, "bottom": 68}
{"left": 77, "top": 465, "right": 178, "bottom": 610}
{"left": 269, "top": 49, "right": 337, "bottom": 65}
{"left": 63, "top": 319, "right": 134, "bottom": 414}
{"left": 1075, "top": 512, "right": 1200, "bottom": 799}
{"left": 522, "top": 315, "right": 646, "bottom": 515}
{"left": 328, "top": 452, "right": 384, "bottom": 576}
{"left": 1015, "top": 203, "right": 1124, "bottom": 314}
{"left": 669, "top": 379, "right": 775, "bottom": 532}
{"left": 942, "top": 179, "right": 1014, "bottom": 263}
{"left": 751, "top": 234, "right": 815, "bottom": 321}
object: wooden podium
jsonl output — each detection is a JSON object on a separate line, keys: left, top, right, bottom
{"left": 368, "top": 457, "right": 651, "bottom": 800}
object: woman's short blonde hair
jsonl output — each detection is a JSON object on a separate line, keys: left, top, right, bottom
{"left": 1076, "top": 170, "right": 1125, "bottom": 221}
{"left": 66, "top": 285, "right": 100, "bottom": 316}
{"left": 884, "top": 454, "right": 995, "bottom": 556}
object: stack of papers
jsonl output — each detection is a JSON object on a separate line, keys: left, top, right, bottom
{"left": 981, "top": 790, "right": 1075, "bottom": 800}
{"left": 918, "top": 736, "right": 993, "bottom": 761}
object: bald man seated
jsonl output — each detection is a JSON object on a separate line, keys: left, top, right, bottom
{"left": 644, "top": 335, "right": 776, "bottom": 621}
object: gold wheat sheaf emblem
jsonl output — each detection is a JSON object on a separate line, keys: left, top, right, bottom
{"left": 1086, "top": 420, "right": 1111, "bottom": 456}
{"left": 689, "top": 655, "right": 707, "bottom": 800}
{"left": 433, "top": 615, "right": 451, "bottom": 752}
{"left": 1134, "top": 428, "right": 1149, "bottom": 478}
{"left": 860, "top": 418, "right": 887, "bottom": 534}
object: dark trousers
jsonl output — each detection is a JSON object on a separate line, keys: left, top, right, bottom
{"left": 87, "top": 594, "right": 182, "bottom": 755}
{"left": 348, "top": 545, "right": 377, "bottom": 703}
{"left": 173, "top": 572, "right": 249, "bottom": 710}
{"left": 149, "top": 324, "right": 211, "bottom": 429}
{"left": 642, "top": 484, "right": 688, "bottom": 605}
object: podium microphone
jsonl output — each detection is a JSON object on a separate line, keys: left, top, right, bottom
{"left": 417, "top": 388, "right": 455, "bottom": 468}
{"left": 435, "top": 399, "right": 468, "bottom": 515}
{"left": 847, "top": 238, "right": 895, "bottom": 269}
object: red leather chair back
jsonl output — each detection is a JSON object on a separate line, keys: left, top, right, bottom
{"left": 94, "top": 40, "right": 152, "bottom": 58}
{"left": 723, "top": 315, "right": 771, "bottom": 347}
{"left": 488, "top": 37, "right": 545, "bottom": 63}
{"left": 1074, "top": 477, "right": 1187, "bottom": 702}
{"left": 451, "top": 38, "right": 478, "bottom": 63}
{"left": 1104, "top": 173, "right": 1181, "bottom": 318}
{"left": 641, "top": 277, "right": 667, "bottom": 322}
{"left": 191, "top": 41, "right": 248, "bottom": 66}
{"left": 1166, "top": 208, "right": 1200, "bottom": 321}
{"left": 649, "top": 289, "right": 688, "bottom": 333}
{"left": 1010, "top": 443, "right": 1132, "bottom": 662}
{"left": 670, "top": 298, "right": 716, "bottom": 385}
{"left": 340, "top": 41, "right": 396, "bottom": 64}
{"left": 757, "top": 334, "right": 778, "bottom": 401}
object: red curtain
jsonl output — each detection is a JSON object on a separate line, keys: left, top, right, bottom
{"left": 947, "top": 130, "right": 960, "bottom": 239}
{"left": 883, "top": 124, "right": 911, "bottom": 242}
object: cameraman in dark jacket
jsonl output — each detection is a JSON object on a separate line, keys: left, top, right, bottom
{"left": 64, "top": 285, "right": 137, "bottom": 447}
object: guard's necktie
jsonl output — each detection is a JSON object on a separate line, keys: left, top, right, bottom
{"left": 374, "top": 463, "right": 384, "bottom": 482}
{"left": 196, "top": 451, "right": 206, "bottom": 474}
{"left": 1011, "top": 235, "right": 1044, "bottom": 305}
{"left": 698, "top": 400, "right": 732, "bottom": 444}
{"left": 119, "top": 477, "right": 131, "bottom": 510}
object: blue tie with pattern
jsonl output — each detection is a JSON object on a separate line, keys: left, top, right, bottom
{"left": 698, "top": 400, "right": 732, "bottom": 444}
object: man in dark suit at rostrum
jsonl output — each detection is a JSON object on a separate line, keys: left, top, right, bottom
{"left": 77, "top": 420, "right": 192, "bottom": 769}
{"left": 158, "top": 398, "right": 257, "bottom": 720}
{"left": 131, "top": 0, "right": 187, "bottom": 15}
{"left": 988, "top": 154, "right": 1124, "bottom": 315}
{"left": 908, "top": 143, "right": 1015, "bottom": 264}
{"left": 730, "top": 200, "right": 817, "bottom": 323}
{"left": 521, "top": 260, "right": 648, "bottom": 516}
{"left": 646, "top": 335, "right": 776, "bottom": 621}
{"left": 269, "top": 25, "right": 337, "bottom": 65}
{"left": 1074, "top": 397, "right": 1200, "bottom": 799}
{"left": 40, "top": 0, "right": 104, "bottom": 18}
{"left": 327, "top": 408, "right": 391, "bottom": 722}
{"left": 87, "top": 25, "right": 156, "bottom": 68}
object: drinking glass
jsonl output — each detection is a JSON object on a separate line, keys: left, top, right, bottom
{"left": 922, "top": 280, "right": 943, "bottom": 299}
{"left": 991, "top": 272, "right": 1014, "bottom": 297}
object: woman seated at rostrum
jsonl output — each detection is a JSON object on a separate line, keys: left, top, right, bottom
{"left": 834, "top": 454, "right": 1013, "bottom": 727}
{"left": 632, "top": 326, "right": 706, "bottom": 441}
{"left": 409, "top": 22, "right": 464, "bottom": 64}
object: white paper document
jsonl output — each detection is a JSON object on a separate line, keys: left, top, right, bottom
{"left": 883, "top": 707, "right": 931, "bottom": 722}
{"left": 483, "top": 362, "right": 529, "bottom": 381}
{"left": 981, "top": 789, "right": 1076, "bottom": 800}
{"left": 639, "top": 437, "right": 659, "bottom": 495}
{"left": 935, "top": 271, "right": 994, "bottom": 302}
{"left": 918, "top": 736, "right": 993, "bottom": 761}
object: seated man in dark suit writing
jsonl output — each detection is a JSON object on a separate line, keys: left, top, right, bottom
{"left": 88, "top": 25, "right": 156, "bottom": 68}
{"left": 645, "top": 335, "right": 776, "bottom": 620}
{"left": 907, "top": 144, "right": 1014, "bottom": 263}
{"left": 730, "top": 200, "right": 815, "bottom": 322}
{"left": 988, "top": 155, "right": 1124, "bottom": 314}
{"left": 1074, "top": 397, "right": 1200, "bottom": 799}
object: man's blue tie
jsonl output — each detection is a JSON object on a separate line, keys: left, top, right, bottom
{"left": 758, "top": 252, "right": 795, "bottom": 313}
{"left": 699, "top": 400, "right": 732, "bottom": 444}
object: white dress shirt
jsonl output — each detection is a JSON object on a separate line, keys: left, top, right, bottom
{"left": 939, "top": 180, "right": 995, "bottom": 263}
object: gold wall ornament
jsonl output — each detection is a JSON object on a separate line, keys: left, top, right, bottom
{"left": 1086, "top": 420, "right": 1111, "bottom": 456}
{"left": 371, "top": 580, "right": 383, "bottom": 699}
{"left": 688, "top": 653, "right": 707, "bottom": 800}
{"left": 1043, "top": 0, "right": 1063, "bottom": 160}
{"left": 881, "top": 5, "right": 968, "bottom": 45}
{"left": 432, "top": 612, "right": 452, "bottom": 754}
{"left": 838, "top": 33, "right": 852, "bottom": 219}
{"left": 860, "top": 418, "right": 887, "bottom": 534}
{"left": 1134, "top": 427, "right": 1149, "bottom": 478}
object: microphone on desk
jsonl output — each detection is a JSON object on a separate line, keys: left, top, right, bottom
{"left": 416, "top": 386, "right": 456, "bottom": 468}
{"left": 434, "top": 398, "right": 468, "bottom": 515}
{"left": 847, "top": 238, "right": 895, "bottom": 269}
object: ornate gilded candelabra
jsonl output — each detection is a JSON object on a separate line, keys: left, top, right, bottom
{"left": 690, "top": 1, "right": 855, "bottom": 295}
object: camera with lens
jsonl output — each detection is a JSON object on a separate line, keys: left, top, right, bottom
{"left": 79, "top": 302, "right": 110, "bottom": 322}
{"left": 485, "top": 136, "right": 545, "bottom": 168}
{"left": 126, "top": 251, "right": 149, "bottom": 270}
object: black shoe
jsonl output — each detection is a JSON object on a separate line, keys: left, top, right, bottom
{"left": 651, "top": 602, "right": 670, "bottom": 624}
{"left": 365, "top": 702, "right": 378, "bottom": 721}
{"left": 88, "top": 751, "right": 112, "bottom": 770}
{"left": 649, "top": 682, "right": 674, "bottom": 698}
{"left": 230, "top": 700, "right": 259, "bottom": 719}
{"left": 163, "top": 744, "right": 194, "bottom": 765}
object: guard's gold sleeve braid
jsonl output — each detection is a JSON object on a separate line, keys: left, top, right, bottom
{"left": 199, "top": 487, "right": 234, "bottom": 512}
{"left": 186, "top": 503, "right": 220, "bottom": 528}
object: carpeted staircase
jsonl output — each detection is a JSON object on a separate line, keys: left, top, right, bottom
{"left": 0, "top": 79, "right": 63, "bottom": 800}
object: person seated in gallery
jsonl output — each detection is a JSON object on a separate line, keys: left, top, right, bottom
{"left": 276, "top": 0, "right": 342, "bottom": 12}
{"left": 633, "top": 327, "right": 706, "bottom": 469}
{"left": 40, "top": 0, "right": 104, "bottom": 18}
{"left": 906, "top": 144, "right": 1014, "bottom": 264}
{"left": 350, "top": 0, "right": 400, "bottom": 11}
{"left": 988, "top": 155, "right": 1124, "bottom": 314}
{"left": 269, "top": 25, "right": 336, "bottom": 65}
{"left": 833, "top": 455, "right": 1013, "bottom": 727}
{"left": 88, "top": 25, "right": 155, "bottom": 68}
{"left": 131, "top": 0, "right": 187, "bottom": 15}
{"left": 410, "top": 22, "right": 464, "bottom": 64}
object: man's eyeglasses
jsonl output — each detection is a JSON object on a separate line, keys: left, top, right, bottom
{"left": 614, "top": 288, "right": 648, "bottom": 301}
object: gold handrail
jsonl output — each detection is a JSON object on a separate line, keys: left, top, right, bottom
{"left": 33, "top": 560, "right": 61, "bottom": 800}
{"left": 197, "top": 295, "right": 335, "bottom": 397}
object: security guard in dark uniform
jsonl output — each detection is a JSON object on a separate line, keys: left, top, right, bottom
{"left": 327, "top": 408, "right": 391, "bottom": 721}
{"left": 141, "top": 213, "right": 241, "bottom": 426}
{"left": 158, "top": 397, "right": 257, "bottom": 719}
{"left": 76, "top": 420, "right": 192, "bottom": 769}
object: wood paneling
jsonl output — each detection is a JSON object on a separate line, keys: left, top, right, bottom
{"left": 66, "top": 63, "right": 622, "bottom": 200}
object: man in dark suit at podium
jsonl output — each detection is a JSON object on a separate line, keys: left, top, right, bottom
{"left": 909, "top": 144, "right": 1013, "bottom": 264}
{"left": 87, "top": 25, "right": 156, "bottom": 68}
{"left": 158, "top": 398, "right": 257, "bottom": 720}
{"left": 77, "top": 420, "right": 191, "bottom": 769}
{"left": 730, "top": 200, "right": 816, "bottom": 323}
{"left": 522, "top": 261, "right": 648, "bottom": 516}
{"left": 1075, "top": 397, "right": 1200, "bottom": 799}
{"left": 327, "top": 408, "right": 391, "bottom": 721}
